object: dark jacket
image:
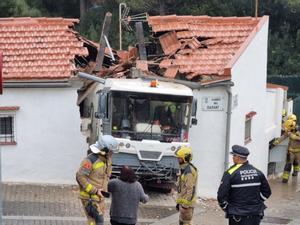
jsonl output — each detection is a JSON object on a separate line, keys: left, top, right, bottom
{"left": 108, "top": 178, "right": 149, "bottom": 224}
{"left": 217, "top": 161, "right": 271, "bottom": 216}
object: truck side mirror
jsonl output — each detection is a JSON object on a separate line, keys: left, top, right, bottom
{"left": 192, "top": 98, "right": 197, "bottom": 117}
{"left": 191, "top": 118, "right": 198, "bottom": 125}
{"left": 96, "top": 91, "right": 108, "bottom": 119}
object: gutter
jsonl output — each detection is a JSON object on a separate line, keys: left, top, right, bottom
{"left": 224, "top": 85, "right": 233, "bottom": 171}
{"left": 131, "top": 68, "right": 234, "bottom": 90}
{"left": 4, "top": 81, "right": 72, "bottom": 88}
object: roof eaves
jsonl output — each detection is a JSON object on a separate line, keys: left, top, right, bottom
{"left": 223, "top": 15, "right": 269, "bottom": 76}
{"left": 267, "top": 83, "right": 289, "bottom": 91}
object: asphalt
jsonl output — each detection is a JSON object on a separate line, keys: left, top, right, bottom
{"left": 1, "top": 175, "right": 300, "bottom": 225}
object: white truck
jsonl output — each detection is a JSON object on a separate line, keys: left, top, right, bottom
{"left": 80, "top": 72, "right": 197, "bottom": 188}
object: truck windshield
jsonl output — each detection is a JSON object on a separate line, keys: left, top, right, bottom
{"left": 111, "top": 91, "right": 192, "bottom": 142}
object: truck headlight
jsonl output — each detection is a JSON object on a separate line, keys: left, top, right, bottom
{"left": 171, "top": 146, "right": 176, "bottom": 151}
{"left": 119, "top": 142, "right": 124, "bottom": 147}
{"left": 125, "top": 143, "right": 131, "bottom": 148}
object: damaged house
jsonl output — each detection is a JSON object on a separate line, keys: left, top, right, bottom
{"left": 80, "top": 15, "right": 287, "bottom": 197}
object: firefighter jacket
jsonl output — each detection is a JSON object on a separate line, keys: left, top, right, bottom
{"left": 76, "top": 153, "right": 111, "bottom": 201}
{"left": 176, "top": 162, "right": 198, "bottom": 208}
{"left": 288, "top": 131, "right": 300, "bottom": 153}
{"left": 217, "top": 161, "right": 271, "bottom": 216}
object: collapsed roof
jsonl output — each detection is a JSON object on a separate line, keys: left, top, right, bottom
{"left": 84, "top": 14, "right": 268, "bottom": 85}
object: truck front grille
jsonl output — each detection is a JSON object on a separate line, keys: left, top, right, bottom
{"left": 139, "top": 151, "right": 162, "bottom": 160}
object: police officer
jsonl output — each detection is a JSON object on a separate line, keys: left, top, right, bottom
{"left": 175, "top": 147, "right": 198, "bottom": 225}
{"left": 76, "top": 135, "right": 118, "bottom": 225}
{"left": 217, "top": 145, "right": 271, "bottom": 225}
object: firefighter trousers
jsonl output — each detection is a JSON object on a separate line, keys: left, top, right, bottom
{"left": 282, "top": 152, "right": 300, "bottom": 182}
{"left": 81, "top": 199, "right": 105, "bottom": 225}
{"left": 228, "top": 215, "right": 261, "bottom": 225}
{"left": 179, "top": 207, "right": 194, "bottom": 225}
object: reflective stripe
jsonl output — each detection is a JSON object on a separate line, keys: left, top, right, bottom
{"left": 228, "top": 164, "right": 243, "bottom": 175}
{"left": 260, "top": 192, "right": 267, "bottom": 201}
{"left": 176, "top": 198, "right": 196, "bottom": 206}
{"left": 282, "top": 171, "right": 290, "bottom": 179}
{"left": 294, "top": 166, "right": 300, "bottom": 172}
{"left": 93, "top": 161, "right": 105, "bottom": 170}
{"left": 89, "top": 222, "right": 95, "bottom": 225}
{"left": 231, "top": 182, "right": 261, "bottom": 188}
{"left": 79, "top": 191, "right": 100, "bottom": 201}
{"left": 85, "top": 183, "right": 93, "bottom": 193}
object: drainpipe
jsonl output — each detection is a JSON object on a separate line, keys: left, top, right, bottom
{"left": 224, "top": 85, "right": 233, "bottom": 171}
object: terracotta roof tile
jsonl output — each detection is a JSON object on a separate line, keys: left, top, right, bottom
{"left": 147, "top": 15, "right": 268, "bottom": 82}
{"left": 159, "top": 31, "right": 181, "bottom": 55}
{"left": 0, "top": 17, "right": 88, "bottom": 81}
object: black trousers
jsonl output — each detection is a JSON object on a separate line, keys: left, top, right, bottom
{"left": 110, "top": 219, "right": 135, "bottom": 225}
{"left": 229, "top": 215, "right": 261, "bottom": 225}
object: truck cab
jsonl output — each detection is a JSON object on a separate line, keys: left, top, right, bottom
{"left": 95, "top": 78, "right": 195, "bottom": 186}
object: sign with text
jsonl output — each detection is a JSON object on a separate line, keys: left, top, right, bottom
{"left": 201, "top": 96, "right": 224, "bottom": 111}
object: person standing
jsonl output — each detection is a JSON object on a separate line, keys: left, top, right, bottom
{"left": 274, "top": 118, "right": 300, "bottom": 183}
{"left": 174, "top": 147, "right": 198, "bottom": 225}
{"left": 76, "top": 135, "right": 118, "bottom": 225}
{"left": 217, "top": 145, "right": 271, "bottom": 225}
{"left": 108, "top": 166, "right": 149, "bottom": 225}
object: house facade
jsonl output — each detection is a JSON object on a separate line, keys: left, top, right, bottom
{"left": 0, "top": 18, "right": 88, "bottom": 184}
{"left": 147, "top": 15, "right": 287, "bottom": 197}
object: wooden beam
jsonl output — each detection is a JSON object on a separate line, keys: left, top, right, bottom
{"left": 135, "top": 22, "right": 147, "bottom": 61}
{"left": 94, "top": 12, "right": 112, "bottom": 72}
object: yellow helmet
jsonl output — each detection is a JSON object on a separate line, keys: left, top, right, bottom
{"left": 284, "top": 119, "right": 296, "bottom": 132}
{"left": 175, "top": 146, "right": 192, "bottom": 163}
{"left": 288, "top": 114, "right": 297, "bottom": 122}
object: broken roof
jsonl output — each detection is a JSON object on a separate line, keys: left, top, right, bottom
{"left": 147, "top": 15, "right": 269, "bottom": 84}
{"left": 0, "top": 17, "right": 88, "bottom": 81}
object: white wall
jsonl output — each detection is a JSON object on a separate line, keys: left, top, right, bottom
{"left": 189, "top": 20, "right": 270, "bottom": 198}
{"left": 265, "top": 88, "right": 284, "bottom": 141}
{"left": 230, "top": 20, "right": 269, "bottom": 175}
{"left": 190, "top": 87, "right": 228, "bottom": 198}
{"left": 0, "top": 85, "right": 87, "bottom": 184}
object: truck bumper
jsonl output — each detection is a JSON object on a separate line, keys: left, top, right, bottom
{"left": 112, "top": 153, "right": 179, "bottom": 181}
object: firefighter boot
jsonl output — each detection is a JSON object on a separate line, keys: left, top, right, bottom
{"left": 282, "top": 162, "right": 292, "bottom": 183}
{"left": 292, "top": 161, "right": 299, "bottom": 176}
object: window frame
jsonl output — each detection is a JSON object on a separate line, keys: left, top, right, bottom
{"left": 244, "top": 117, "right": 252, "bottom": 144}
{"left": 244, "top": 111, "right": 257, "bottom": 144}
{"left": 0, "top": 107, "right": 18, "bottom": 145}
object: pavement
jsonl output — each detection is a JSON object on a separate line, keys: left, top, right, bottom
{"left": 1, "top": 175, "right": 300, "bottom": 225}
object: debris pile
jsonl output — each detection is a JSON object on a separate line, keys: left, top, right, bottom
{"left": 80, "top": 15, "right": 261, "bottom": 85}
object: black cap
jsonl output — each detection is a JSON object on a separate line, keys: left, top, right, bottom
{"left": 230, "top": 145, "right": 249, "bottom": 158}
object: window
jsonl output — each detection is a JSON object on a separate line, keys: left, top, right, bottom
{"left": 0, "top": 106, "right": 19, "bottom": 145}
{"left": 0, "top": 114, "right": 16, "bottom": 144}
{"left": 245, "top": 118, "right": 252, "bottom": 143}
{"left": 244, "top": 111, "right": 257, "bottom": 144}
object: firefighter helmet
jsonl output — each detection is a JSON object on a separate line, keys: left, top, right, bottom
{"left": 90, "top": 135, "right": 118, "bottom": 155}
{"left": 288, "top": 114, "right": 297, "bottom": 122}
{"left": 284, "top": 119, "right": 296, "bottom": 132}
{"left": 175, "top": 146, "right": 192, "bottom": 163}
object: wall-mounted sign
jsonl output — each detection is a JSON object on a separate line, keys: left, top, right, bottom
{"left": 202, "top": 96, "right": 224, "bottom": 111}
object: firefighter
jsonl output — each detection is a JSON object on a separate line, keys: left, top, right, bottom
{"left": 217, "top": 145, "right": 271, "bottom": 225}
{"left": 281, "top": 119, "right": 300, "bottom": 182}
{"left": 287, "top": 114, "right": 300, "bottom": 176}
{"left": 76, "top": 135, "right": 118, "bottom": 225}
{"left": 174, "top": 146, "right": 198, "bottom": 225}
